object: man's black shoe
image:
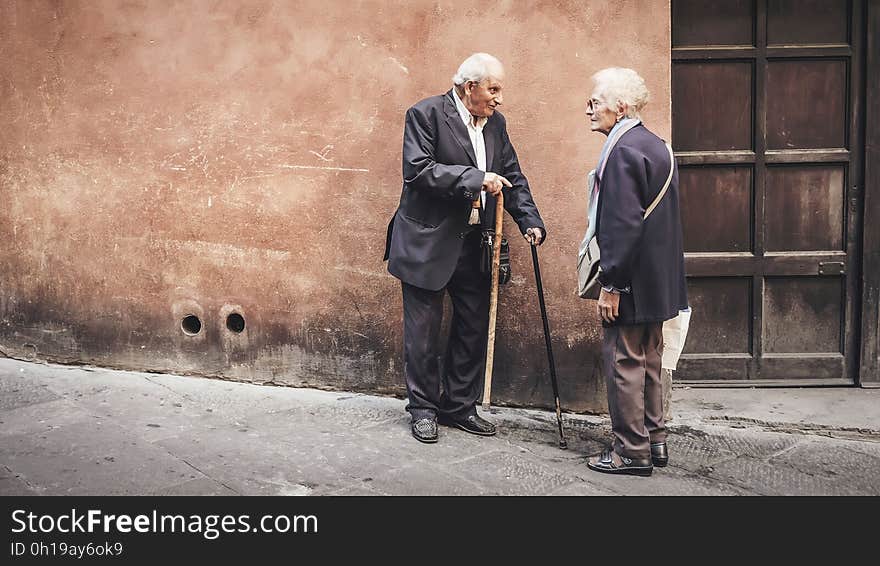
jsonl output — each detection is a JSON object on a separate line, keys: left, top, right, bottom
{"left": 587, "top": 448, "right": 653, "bottom": 477}
{"left": 438, "top": 413, "right": 496, "bottom": 436}
{"left": 411, "top": 417, "right": 438, "bottom": 443}
{"left": 650, "top": 441, "right": 668, "bottom": 467}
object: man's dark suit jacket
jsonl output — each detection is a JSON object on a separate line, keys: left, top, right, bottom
{"left": 595, "top": 124, "right": 688, "bottom": 325}
{"left": 383, "top": 90, "right": 546, "bottom": 291}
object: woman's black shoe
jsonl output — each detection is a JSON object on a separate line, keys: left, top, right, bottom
{"left": 587, "top": 448, "right": 653, "bottom": 477}
{"left": 650, "top": 442, "right": 669, "bottom": 467}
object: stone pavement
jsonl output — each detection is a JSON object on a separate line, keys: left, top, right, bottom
{"left": 1, "top": 357, "right": 879, "bottom": 496}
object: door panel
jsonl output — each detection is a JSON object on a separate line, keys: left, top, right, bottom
{"left": 673, "top": 0, "right": 755, "bottom": 46}
{"left": 765, "top": 59, "right": 848, "bottom": 149}
{"left": 672, "top": 62, "right": 754, "bottom": 151}
{"left": 766, "top": 0, "right": 849, "bottom": 45}
{"left": 680, "top": 166, "right": 753, "bottom": 252}
{"left": 762, "top": 276, "right": 843, "bottom": 353}
{"left": 764, "top": 165, "right": 846, "bottom": 251}
{"left": 684, "top": 278, "right": 753, "bottom": 354}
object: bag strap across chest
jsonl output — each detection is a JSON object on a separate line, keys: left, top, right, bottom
{"left": 643, "top": 143, "right": 675, "bottom": 220}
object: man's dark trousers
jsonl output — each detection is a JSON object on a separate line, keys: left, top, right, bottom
{"left": 403, "top": 229, "right": 489, "bottom": 421}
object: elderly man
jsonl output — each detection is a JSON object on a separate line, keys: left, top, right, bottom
{"left": 383, "top": 52, "right": 546, "bottom": 443}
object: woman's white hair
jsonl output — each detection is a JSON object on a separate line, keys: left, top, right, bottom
{"left": 452, "top": 53, "right": 504, "bottom": 86}
{"left": 592, "top": 67, "right": 650, "bottom": 118}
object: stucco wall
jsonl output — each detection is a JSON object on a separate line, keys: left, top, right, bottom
{"left": 0, "top": 0, "right": 671, "bottom": 412}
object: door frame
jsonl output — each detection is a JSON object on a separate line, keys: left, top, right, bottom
{"left": 860, "top": 0, "right": 880, "bottom": 386}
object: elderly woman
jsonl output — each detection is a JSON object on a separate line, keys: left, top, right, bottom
{"left": 584, "top": 68, "right": 688, "bottom": 477}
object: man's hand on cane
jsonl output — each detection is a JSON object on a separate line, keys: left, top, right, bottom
{"left": 481, "top": 172, "right": 543, "bottom": 245}
{"left": 525, "top": 227, "right": 544, "bottom": 246}
{"left": 482, "top": 172, "right": 511, "bottom": 196}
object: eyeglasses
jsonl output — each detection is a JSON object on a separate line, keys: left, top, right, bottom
{"left": 586, "top": 98, "right": 606, "bottom": 112}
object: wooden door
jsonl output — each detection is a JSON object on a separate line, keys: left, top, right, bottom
{"left": 671, "top": 0, "right": 864, "bottom": 384}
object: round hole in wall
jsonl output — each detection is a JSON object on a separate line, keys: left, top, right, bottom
{"left": 181, "top": 315, "right": 202, "bottom": 336}
{"left": 226, "top": 313, "right": 245, "bottom": 333}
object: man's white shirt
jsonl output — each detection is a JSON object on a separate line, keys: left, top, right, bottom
{"left": 452, "top": 88, "right": 488, "bottom": 218}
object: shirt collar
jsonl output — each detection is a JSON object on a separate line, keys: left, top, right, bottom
{"left": 452, "top": 87, "right": 487, "bottom": 130}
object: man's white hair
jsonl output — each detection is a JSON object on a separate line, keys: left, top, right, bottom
{"left": 452, "top": 53, "right": 504, "bottom": 86}
{"left": 592, "top": 67, "right": 650, "bottom": 118}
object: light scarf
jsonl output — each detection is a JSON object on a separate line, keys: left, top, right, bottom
{"left": 581, "top": 117, "right": 641, "bottom": 250}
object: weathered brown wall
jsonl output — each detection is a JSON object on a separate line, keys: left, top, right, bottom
{"left": 0, "top": 0, "right": 671, "bottom": 412}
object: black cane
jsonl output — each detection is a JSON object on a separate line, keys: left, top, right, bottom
{"left": 530, "top": 243, "right": 567, "bottom": 449}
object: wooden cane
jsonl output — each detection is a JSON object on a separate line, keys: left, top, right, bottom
{"left": 481, "top": 192, "right": 504, "bottom": 411}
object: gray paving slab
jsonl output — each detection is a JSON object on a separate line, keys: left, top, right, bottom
{"left": 673, "top": 387, "right": 880, "bottom": 432}
{"left": 643, "top": 464, "right": 758, "bottom": 496}
{"left": 154, "top": 426, "right": 368, "bottom": 496}
{"left": 667, "top": 424, "right": 803, "bottom": 470}
{"left": 363, "top": 462, "right": 486, "bottom": 496}
{"left": 0, "top": 465, "right": 37, "bottom": 495}
{"left": 0, "top": 368, "right": 61, "bottom": 410}
{"left": 447, "top": 451, "right": 579, "bottom": 495}
{"left": 766, "top": 438, "right": 880, "bottom": 495}
{"left": 146, "top": 371, "right": 357, "bottom": 418}
{"left": 704, "top": 450, "right": 875, "bottom": 496}
{"left": 547, "top": 480, "right": 620, "bottom": 496}
{"left": 1, "top": 420, "right": 205, "bottom": 495}
{"left": 324, "top": 484, "right": 385, "bottom": 496}
{"left": 67, "top": 383, "right": 223, "bottom": 444}
{"left": 0, "top": 398, "right": 93, "bottom": 437}
{"left": 152, "top": 477, "right": 241, "bottom": 496}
